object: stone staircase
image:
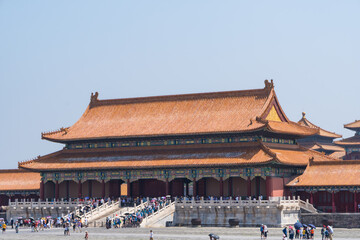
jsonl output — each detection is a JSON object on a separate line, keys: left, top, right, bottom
{"left": 298, "top": 199, "right": 318, "bottom": 213}
{"left": 140, "top": 201, "right": 175, "bottom": 227}
{"left": 91, "top": 198, "right": 175, "bottom": 228}
{"left": 82, "top": 200, "right": 121, "bottom": 223}
{"left": 90, "top": 201, "right": 148, "bottom": 227}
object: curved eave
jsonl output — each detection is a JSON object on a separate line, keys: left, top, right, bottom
{"left": 334, "top": 141, "right": 360, "bottom": 146}
{"left": 19, "top": 161, "right": 278, "bottom": 172}
{"left": 298, "top": 117, "right": 342, "bottom": 139}
{"left": 264, "top": 122, "right": 319, "bottom": 138}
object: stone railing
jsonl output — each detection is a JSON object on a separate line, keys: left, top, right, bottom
{"left": 8, "top": 198, "right": 81, "bottom": 210}
{"left": 175, "top": 196, "right": 316, "bottom": 212}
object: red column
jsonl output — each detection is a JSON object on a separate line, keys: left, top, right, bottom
{"left": 266, "top": 177, "right": 272, "bottom": 199}
{"left": 228, "top": 177, "right": 233, "bottom": 197}
{"left": 332, "top": 191, "right": 336, "bottom": 213}
{"left": 186, "top": 182, "right": 189, "bottom": 196}
{"left": 165, "top": 178, "right": 169, "bottom": 196}
{"left": 40, "top": 180, "right": 44, "bottom": 200}
{"left": 55, "top": 180, "right": 59, "bottom": 201}
{"left": 247, "top": 177, "right": 252, "bottom": 197}
{"left": 219, "top": 177, "right": 224, "bottom": 197}
{"left": 78, "top": 181, "right": 82, "bottom": 198}
{"left": 354, "top": 192, "right": 357, "bottom": 213}
{"left": 310, "top": 192, "right": 313, "bottom": 205}
{"left": 101, "top": 180, "right": 106, "bottom": 198}
{"left": 127, "top": 179, "right": 131, "bottom": 197}
{"left": 193, "top": 178, "right": 197, "bottom": 196}
{"left": 66, "top": 181, "right": 70, "bottom": 199}
{"left": 118, "top": 180, "right": 122, "bottom": 198}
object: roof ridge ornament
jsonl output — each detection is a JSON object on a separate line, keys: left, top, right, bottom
{"left": 302, "top": 112, "right": 306, "bottom": 118}
{"left": 264, "top": 79, "right": 274, "bottom": 90}
{"left": 90, "top": 92, "right": 99, "bottom": 107}
{"left": 308, "top": 157, "right": 314, "bottom": 166}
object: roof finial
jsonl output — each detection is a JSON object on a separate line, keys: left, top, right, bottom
{"left": 308, "top": 157, "right": 314, "bottom": 166}
{"left": 302, "top": 112, "right": 306, "bottom": 118}
{"left": 90, "top": 92, "right": 99, "bottom": 107}
{"left": 264, "top": 79, "right": 274, "bottom": 89}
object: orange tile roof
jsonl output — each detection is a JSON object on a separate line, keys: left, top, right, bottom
{"left": 287, "top": 160, "right": 360, "bottom": 187}
{"left": 297, "top": 112, "right": 342, "bottom": 139}
{"left": 42, "top": 81, "right": 315, "bottom": 142}
{"left": 328, "top": 150, "right": 346, "bottom": 159}
{"left": 300, "top": 143, "right": 344, "bottom": 152}
{"left": 266, "top": 120, "right": 318, "bottom": 137}
{"left": 344, "top": 120, "right": 360, "bottom": 131}
{"left": 19, "top": 141, "right": 338, "bottom": 171}
{"left": 335, "top": 135, "right": 360, "bottom": 146}
{"left": 19, "top": 145, "right": 274, "bottom": 171}
{"left": 265, "top": 144, "right": 337, "bottom": 166}
{"left": 0, "top": 170, "right": 40, "bottom": 191}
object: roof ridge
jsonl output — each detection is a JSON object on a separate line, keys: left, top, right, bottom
{"left": 89, "top": 80, "right": 274, "bottom": 108}
{"left": 309, "top": 159, "right": 358, "bottom": 166}
{"left": 298, "top": 145, "right": 339, "bottom": 161}
{"left": 297, "top": 113, "right": 341, "bottom": 138}
{"left": 42, "top": 127, "right": 69, "bottom": 138}
{"left": 0, "top": 169, "right": 28, "bottom": 173}
{"left": 259, "top": 140, "right": 278, "bottom": 159}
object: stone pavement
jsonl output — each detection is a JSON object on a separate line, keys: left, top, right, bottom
{"left": 0, "top": 227, "right": 358, "bottom": 239}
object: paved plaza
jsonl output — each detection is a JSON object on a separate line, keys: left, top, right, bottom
{"left": 0, "top": 227, "right": 358, "bottom": 240}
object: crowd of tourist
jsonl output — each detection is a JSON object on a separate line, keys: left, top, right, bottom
{"left": 106, "top": 196, "right": 170, "bottom": 228}
{"left": 259, "top": 221, "right": 334, "bottom": 240}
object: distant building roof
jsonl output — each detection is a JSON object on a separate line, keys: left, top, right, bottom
{"left": 344, "top": 120, "right": 360, "bottom": 131}
{"left": 0, "top": 170, "right": 40, "bottom": 191}
{"left": 288, "top": 160, "right": 360, "bottom": 187}
{"left": 297, "top": 112, "right": 342, "bottom": 139}
{"left": 335, "top": 135, "right": 360, "bottom": 146}
{"left": 302, "top": 143, "right": 344, "bottom": 152}
{"left": 41, "top": 80, "right": 317, "bottom": 143}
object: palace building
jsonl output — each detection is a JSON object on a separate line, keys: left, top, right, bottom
{"left": 288, "top": 121, "right": 360, "bottom": 213}
{"left": 335, "top": 120, "right": 360, "bottom": 160}
{"left": 16, "top": 80, "right": 337, "bottom": 202}
{"left": 297, "top": 113, "right": 345, "bottom": 159}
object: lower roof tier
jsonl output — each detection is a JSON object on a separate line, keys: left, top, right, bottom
{"left": 0, "top": 170, "right": 40, "bottom": 191}
{"left": 19, "top": 142, "right": 336, "bottom": 171}
{"left": 287, "top": 160, "right": 360, "bottom": 187}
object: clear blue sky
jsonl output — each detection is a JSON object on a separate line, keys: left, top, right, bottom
{"left": 0, "top": 1, "right": 359, "bottom": 169}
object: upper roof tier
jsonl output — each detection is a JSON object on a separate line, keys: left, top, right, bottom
{"left": 344, "top": 120, "right": 360, "bottom": 131}
{"left": 42, "top": 80, "right": 317, "bottom": 143}
{"left": 297, "top": 112, "right": 342, "bottom": 139}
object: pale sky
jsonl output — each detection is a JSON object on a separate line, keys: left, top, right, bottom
{"left": 0, "top": 1, "right": 359, "bottom": 169}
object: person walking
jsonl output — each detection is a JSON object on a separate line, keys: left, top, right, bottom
{"left": 282, "top": 226, "right": 288, "bottom": 239}
{"left": 1, "top": 222, "right": 6, "bottom": 234}
{"left": 327, "top": 225, "right": 334, "bottom": 240}
{"left": 260, "top": 224, "right": 265, "bottom": 239}
{"left": 289, "top": 226, "right": 294, "bottom": 240}
{"left": 15, "top": 221, "right": 19, "bottom": 233}
{"left": 149, "top": 229, "right": 154, "bottom": 240}
{"left": 84, "top": 231, "right": 88, "bottom": 240}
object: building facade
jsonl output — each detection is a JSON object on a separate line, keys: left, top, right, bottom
{"left": 335, "top": 120, "right": 360, "bottom": 160}
{"left": 17, "top": 80, "right": 337, "bottom": 202}
{"left": 287, "top": 159, "right": 360, "bottom": 213}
